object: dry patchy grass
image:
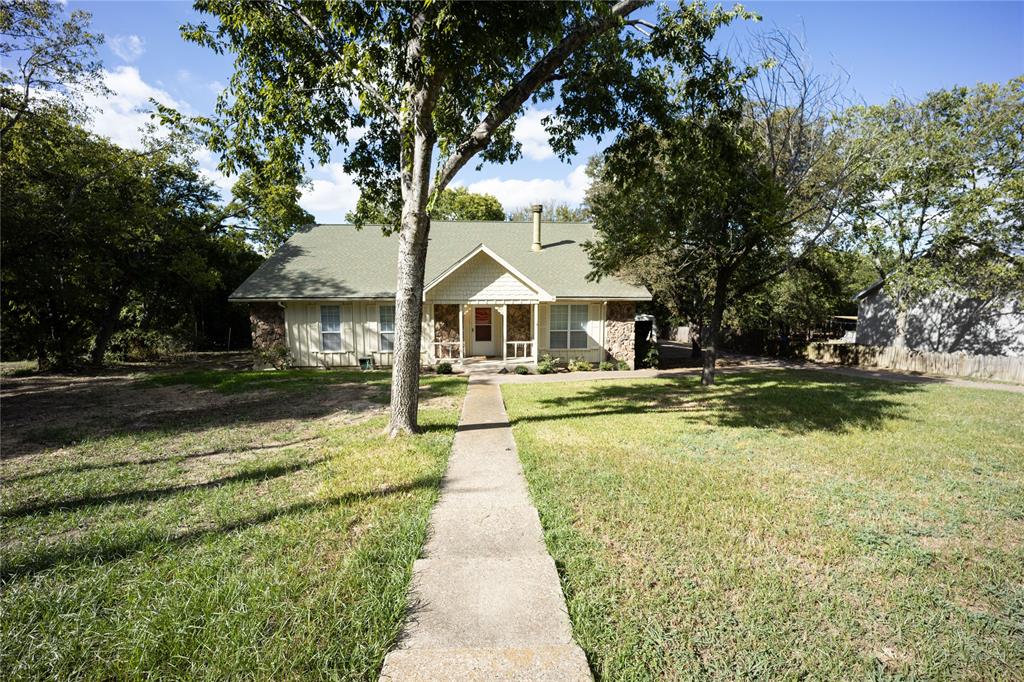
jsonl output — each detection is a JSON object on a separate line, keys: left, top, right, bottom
{"left": 1, "top": 367, "right": 465, "bottom": 680}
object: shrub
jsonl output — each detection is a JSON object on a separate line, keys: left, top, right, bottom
{"left": 253, "top": 342, "right": 292, "bottom": 369}
{"left": 598, "top": 361, "right": 615, "bottom": 371}
{"left": 616, "top": 360, "right": 631, "bottom": 371}
{"left": 107, "top": 329, "right": 186, "bottom": 362}
{"left": 436, "top": 361, "right": 453, "bottom": 375}
{"left": 568, "top": 357, "right": 593, "bottom": 372}
{"left": 643, "top": 345, "right": 660, "bottom": 369}
{"left": 513, "top": 365, "right": 530, "bottom": 375}
{"left": 537, "top": 354, "right": 556, "bottom": 374}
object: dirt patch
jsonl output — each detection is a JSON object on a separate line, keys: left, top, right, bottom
{"left": 0, "top": 369, "right": 390, "bottom": 463}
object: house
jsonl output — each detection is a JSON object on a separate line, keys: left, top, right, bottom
{"left": 230, "top": 206, "right": 650, "bottom": 369}
{"left": 854, "top": 279, "right": 1024, "bottom": 356}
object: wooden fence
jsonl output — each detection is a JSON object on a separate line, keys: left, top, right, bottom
{"left": 805, "top": 342, "right": 1024, "bottom": 384}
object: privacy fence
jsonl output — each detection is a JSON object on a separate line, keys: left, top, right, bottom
{"left": 805, "top": 342, "right": 1024, "bottom": 384}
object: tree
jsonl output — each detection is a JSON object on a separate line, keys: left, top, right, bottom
{"left": 586, "top": 32, "right": 864, "bottom": 385}
{"left": 507, "top": 201, "right": 592, "bottom": 222}
{"left": 224, "top": 168, "right": 315, "bottom": 254}
{"left": 431, "top": 187, "right": 505, "bottom": 221}
{"left": 846, "top": 78, "right": 1024, "bottom": 344}
{"left": 725, "top": 247, "right": 876, "bottom": 348}
{"left": 0, "top": 0, "right": 105, "bottom": 140}
{"left": 348, "top": 186, "right": 505, "bottom": 223}
{"left": 180, "top": 0, "right": 750, "bottom": 434}
{"left": 0, "top": 102, "right": 256, "bottom": 368}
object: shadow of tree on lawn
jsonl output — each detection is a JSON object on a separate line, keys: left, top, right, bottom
{"left": 1, "top": 476, "right": 440, "bottom": 580}
{"left": 514, "top": 369, "right": 924, "bottom": 435}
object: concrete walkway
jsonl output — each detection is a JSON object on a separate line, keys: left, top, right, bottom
{"left": 379, "top": 379, "right": 591, "bottom": 681}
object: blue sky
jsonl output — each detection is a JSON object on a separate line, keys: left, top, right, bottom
{"left": 71, "top": 1, "right": 1023, "bottom": 222}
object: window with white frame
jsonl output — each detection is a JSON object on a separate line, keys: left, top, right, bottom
{"left": 379, "top": 304, "right": 396, "bottom": 352}
{"left": 320, "top": 305, "right": 342, "bottom": 351}
{"left": 549, "top": 304, "right": 588, "bottom": 349}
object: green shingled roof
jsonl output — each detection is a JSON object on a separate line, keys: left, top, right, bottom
{"left": 230, "top": 221, "right": 650, "bottom": 301}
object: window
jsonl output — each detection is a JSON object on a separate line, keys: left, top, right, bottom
{"left": 320, "top": 305, "right": 342, "bottom": 351}
{"left": 549, "top": 304, "right": 588, "bottom": 349}
{"left": 379, "top": 304, "right": 395, "bottom": 352}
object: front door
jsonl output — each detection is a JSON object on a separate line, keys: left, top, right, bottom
{"left": 472, "top": 306, "right": 495, "bottom": 356}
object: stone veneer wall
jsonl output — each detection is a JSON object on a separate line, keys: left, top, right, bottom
{"left": 433, "top": 304, "right": 460, "bottom": 359}
{"left": 604, "top": 302, "right": 636, "bottom": 368}
{"left": 249, "top": 302, "right": 287, "bottom": 369}
{"left": 507, "top": 304, "right": 532, "bottom": 341}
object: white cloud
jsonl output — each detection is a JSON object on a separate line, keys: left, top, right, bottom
{"left": 514, "top": 108, "right": 556, "bottom": 161}
{"left": 81, "top": 66, "right": 184, "bottom": 149}
{"left": 463, "top": 165, "right": 590, "bottom": 212}
{"left": 299, "top": 164, "right": 359, "bottom": 222}
{"left": 207, "top": 80, "right": 225, "bottom": 94}
{"left": 109, "top": 34, "right": 145, "bottom": 62}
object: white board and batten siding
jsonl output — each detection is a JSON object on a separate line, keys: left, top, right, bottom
{"left": 537, "top": 301, "right": 606, "bottom": 365}
{"left": 284, "top": 301, "right": 403, "bottom": 368}
{"left": 285, "top": 299, "right": 613, "bottom": 368}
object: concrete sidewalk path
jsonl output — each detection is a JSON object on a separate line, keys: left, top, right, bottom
{"left": 379, "top": 380, "right": 591, "bottom": 681}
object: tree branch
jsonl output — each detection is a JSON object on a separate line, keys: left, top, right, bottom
{"left": 431, "top": 0, "right": 647, "bottom": 194}
{"left": 269, "top": 0, "right": 402, "bottom": 122}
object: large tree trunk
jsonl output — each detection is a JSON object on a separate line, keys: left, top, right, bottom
{"left": 387, "top": 71, "right": 436, "bottom": 436}
{"left": 700, "top": 269, "right": 729, "bottom": 386}
{"left": 387, "top": 209, "right": 431, "bottom": 436}
{"left": 90, "top": 288, "right": 125, "bottom": 367}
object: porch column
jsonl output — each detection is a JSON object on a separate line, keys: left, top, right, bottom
{"left": 501, "top": 304, "right": 508, "bottom": 362}
{"left": 532, "top": 302, "right": 540, "bottom": 364}
{"left": 425, "top": 303, "right": 434, "bottom": 364}
{"left": 458, "top": 304, "right": 464, "bottom": 362}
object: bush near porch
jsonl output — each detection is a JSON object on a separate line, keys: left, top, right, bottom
{"left": 503, "top": 370, "right": 1024, "bottom": 679}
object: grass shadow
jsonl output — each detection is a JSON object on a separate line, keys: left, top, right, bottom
{"left": 0, "top": 438, "right": 321, "bottom": 484}
{"left": 1, "top": 476, "right": 441, "bottom": 580}
{"left": 513, "top": 369, "right": 925, "bottom": 434}
{"left": 2, "top": 457, "right": 327, "bottom": 519}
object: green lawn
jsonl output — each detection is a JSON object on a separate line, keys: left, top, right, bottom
{"left": 503, "top": 370, "right": 1024, "bottom": 680}
{"left": 1, "top": 368, "right": 465, "bottom": 680}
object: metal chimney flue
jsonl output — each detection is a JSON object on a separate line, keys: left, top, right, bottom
{"left": 531, "top": 204, "right": 543, "bottom": 252}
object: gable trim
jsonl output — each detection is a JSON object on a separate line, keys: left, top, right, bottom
{"left": 423, "top": 244, "right": 555, "bottom": 301}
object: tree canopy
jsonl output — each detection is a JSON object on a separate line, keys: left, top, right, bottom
{"left": 507, "top": 202, "right": 592, "bottom": 222}
{"left": 0, "top": 0, "right": 105, "bottom": 139}
{"left": 846, "top": 78, "right": 1024, "bottom": 312}
{"left": 586, "top": 32, "right": 862, "bottom": 384}
{"left": 182, "top": 0, "right": 752, "bottom": 434}
{"left": 1, "top": 101, "right": 262, "bottom": 368}
{"left": 431, "top": 187, "right": 505, "bottom": 221}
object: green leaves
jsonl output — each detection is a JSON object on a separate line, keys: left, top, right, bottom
{"left": 845, "top": 77, "right": 1024, "bottom": 305}
{"left": 1, "top": 103, "right": 261, "bottom": 367}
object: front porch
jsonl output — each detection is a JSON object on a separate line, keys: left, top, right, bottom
{"left": 428, "top": 302, "right": 539, "bottom": 366}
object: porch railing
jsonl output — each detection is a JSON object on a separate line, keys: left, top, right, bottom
{"left": 432, "top": 341, "right": 462, "bottom": 359}
{"left": 505, "top": 341, "right": 533, "bottom": 358}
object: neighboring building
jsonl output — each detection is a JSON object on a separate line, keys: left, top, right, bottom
{"left": 854, "top": 279, "right": 1024, "bottom": 357}
{"left": 231, "top": 206, "right": 650, "bottom": 368}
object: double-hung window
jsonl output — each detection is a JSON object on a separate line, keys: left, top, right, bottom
{"left": 549, "top": 304, "right": 588, "bottom": 349}
{"left": 320, "top": 305, "right": 342, "bottom": 351}
{"left": 379, "top": 304, "right": 396, "bottom": 352}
